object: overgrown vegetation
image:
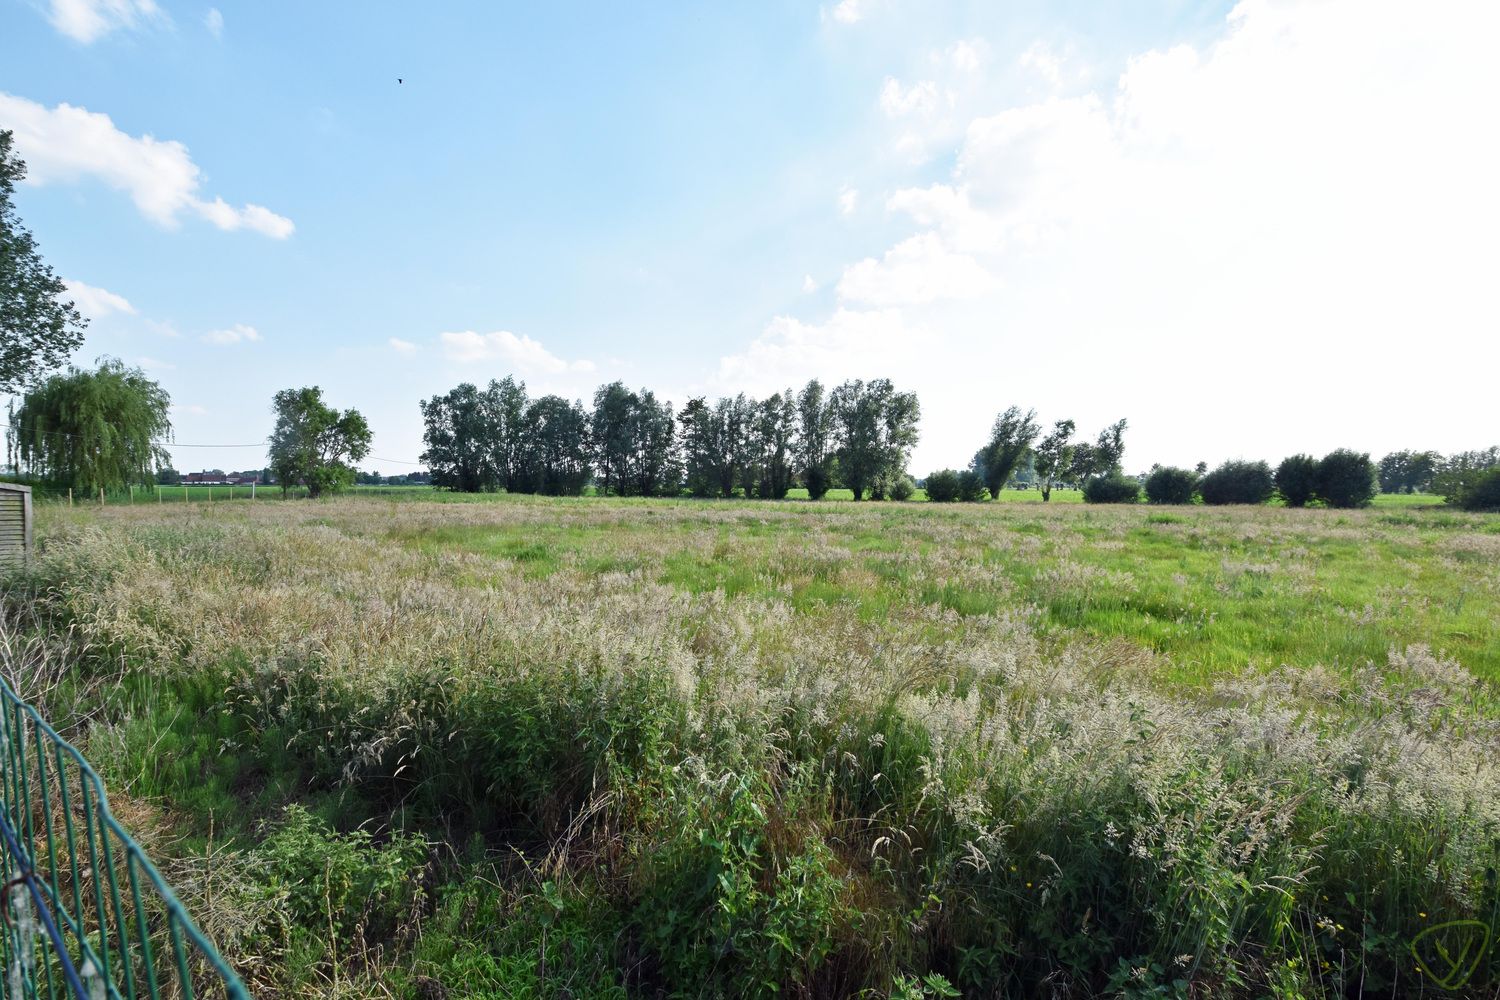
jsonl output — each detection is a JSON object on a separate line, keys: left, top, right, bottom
{"left": 6, "top": 494, "right": 1500, "bottom": 998}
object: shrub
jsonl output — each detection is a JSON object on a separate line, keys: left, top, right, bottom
{"left": 955, "top": 469, "right": 987, "bottom": 502}
{"left": 889, "top": 475, "right": 915, "bottom": 501}
{"left": 1143, "top": 466, "right": 1197, "bottom": 505}
{"left": 1459, "top": 467, "right": 1500, "bottom": 511}
{"left": 1317, "top": 449, "right": 1377, "bottom": 508}
{"left": 1199, "top": 460, "right": 1274, "bottom": 505}
{"left": 1275, "top": 454, "right": 1319, "bottom": 507}
{"left": 924, "top": 470, "right": 960, "bottom": 502}
{"left": 804, "top": 466, "right": 831, "bottom": 501}
{"left": 1082, "top": 474, "right": 1141, "bottom": 504}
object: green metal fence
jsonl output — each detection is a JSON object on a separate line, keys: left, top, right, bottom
{"left": 0, "top": 677, "right": 250, "bottom": 999}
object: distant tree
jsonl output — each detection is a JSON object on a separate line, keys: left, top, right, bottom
{"left": 1033, "top": 419, "right": 1075, "bottom": 502}
{"left": 1144, "top": 466, "right": 1198, "bottom": 504}
{"left": 1275, "top": 454, "right": 1319, "bottom": 507}
{"left": 488, "top": 376, "right": 531, "bottom": 492}
{"left": 1433, "top": 448, "right": 1500, "bottom": 507}
{"left": 12, "top": 358, "right": 171, "bottom": 490}
{"left": 1067, "top": 419, "right": 1128, "bottom": 485}
{"left": 268, "top": 386, "right": 372, "bottom": 498}
{"left": 829, "top": 378, "right": 919, "bottom": 501}
{"left": 752, "top": 390, "right": 797, "bottom": 499}
{"left": 956, "top": 469, "right": 987, "bottom": 502}
{"left": 710, "top": 394, "right": 755, "bottom": 497}
{"left": 420, "top": 382, "right": 501, "bottom": 492}
{"left": 889, "top": 475, "right": 915, "bottom": 501}
{"left": 925, "top": 469, "right": 960, "bottom": 502}
{"left": 975, "top": 406, "right": 1039, "bottom": 499}
{"left": 796, "top": 379, "right": 834, "bottom": 500}
{"left": 624, "top": 389, "right": 679, "bottom": 497}
{"left": 519, "top": 395, "right": 591, "bottom": 495}
{"left": 156, "top": 467, "right": 181, "bottom": 486}
{"left": 1082, "top": 474, "right": 1141, "bottom": 504}
{"left": 1378, "top": 450, "right": 1442, "bottom": 494}
{"left": 678, "top": 397, "right": 720, "bottom": 498}
{"left": 1199, "top": 460, "right": 1275, "bottom": 505}
{"left": 1458, "top": 468, "right": 1500, "bottom": 511}
{"left": 590, "top": 382, "right": 636, "bottom": 496}
{"left": 1316, "top": 449, "right": 1377, "bottom": 508}
{"left": 1, "top": 131, "right": 87, "bottom": 393}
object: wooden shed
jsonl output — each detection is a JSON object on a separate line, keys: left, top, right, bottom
{"left": 0, "top": 483, "right": 33, "bottom": 569}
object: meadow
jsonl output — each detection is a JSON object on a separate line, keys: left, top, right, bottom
{"left": 4, "top": 492, "right": 1498, "bottom": 998}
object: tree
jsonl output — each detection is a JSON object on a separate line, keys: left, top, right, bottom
{"left": 1458, "top": 468, "right": 1500, "bottom": 511}
{"left": 829, "top": 378, "right": 919, "bottom": 501}
{"left": 751, "top": 390, "right": 797, "bottom": 499}
{"left": 590, "top": 382, "right": 636, "bottom": 496}
{"left": 420, "top": 382, "right": 501, "bottom": 492}
{"left": 1144, "top": 466, "right": 1198, "bottom": 504}
{"left": 519, "top": 395, "right": 591, "bottom": 495}
{"left": 1032, "top": 419, "right": 1075, "bottom": 502}
{"left": 1316, "top": 449, "right": 1376, "bottom": 509}
{"left": 1067, "top": 419, "right": 1127, "bottom": 485}
{"left": 796, "top": 380, "right": 834, "bottom": 500}
{"left": 678, "top": 397, "right": 720, "bottom": 498}
{"left": 624, "top": 389, "right": 680, "bottom": 497}
{"left": 1, "top": 131, "right": 87, "bottom": 393}
{"left": 1275, "top": 454, "right": 1319, "bottom": 507}
{"left": 1199, "top": 460, "right": 1275, "bottom": 505}
{"left": 975, "top": 406, "right": 1039, "bottom": 498}
{"left": 156, "top": 467, "right": 181, "bottom": 486}
{"left": 12, "top": 358, "right": 171, "bottom": 490}
{"left": 268, "top": 387, "right": 372, "bottom": 497}
{"left": 487, "top": 376, "right": 531, "bottom": 492}
{"left": 1378, "top": 450, "right": 1442, "bottom": 494}
{"left": 1433, "top": 448, "right": 1500, "bottom": 507}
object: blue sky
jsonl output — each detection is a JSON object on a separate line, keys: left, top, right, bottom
{"left": 3, "top": 0, "right": 1496, "bottom": 475}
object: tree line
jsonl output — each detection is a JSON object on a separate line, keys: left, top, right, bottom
{"left": 418, "top": 376, "right": 921, "bottom": 500}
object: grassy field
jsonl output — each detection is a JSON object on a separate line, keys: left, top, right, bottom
{"left": 5, "top": 493, "right": 1498, "bottom": 998}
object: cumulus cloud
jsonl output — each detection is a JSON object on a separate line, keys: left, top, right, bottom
{"left": 63, "top": 279, "right": 135, "bottom": 320}
{"left": 0, "top": 94, "right": 295, "bottom": 238}
{"left": 715, "top": 308, "right": 931, "bottom": 395}
{"left": 204, "top": 7, "right": 223, "bottom": 38}
{"left": 827, "top": 0, "right": 864, "bottom": 25}
{"left": 388, "top": 337, "right": 418, "bottom": 354}
{"left": 137, "top": 356, "right": 175, "bottom": 372}
{"left": 47, "top": 0, "right": 163, "bottom": 43}
{"left": 837, "top": 186, "right": 859, "bottom": 216}
{"left": 724, "top": 0, "right": 1500, "bottom": 472}
{"left": 837, "top": 232, "right": 996, "bottom": 306}
{"left": 201, "top": 324, "right": 261, "bottom": 345}
{"left": 802, "top": 274, "right": 819, "bottom": 294}
{"left": 440, "top": 330, "right": 596, "bottom": 376}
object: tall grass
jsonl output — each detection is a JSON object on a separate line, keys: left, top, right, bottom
{"left": 4, "top": 495, "right": 1498, "bottom": 997}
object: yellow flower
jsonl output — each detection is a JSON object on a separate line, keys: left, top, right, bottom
{"left": 1419, "top": 912, "right": 1427, "bottom": 919}
{"left": 1026, "top": 882, "right": 1033, "bottom": 889}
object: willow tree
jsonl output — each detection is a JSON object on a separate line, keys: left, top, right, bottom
{"left": 12, "top": 358, "right": 172, "bottom": 490}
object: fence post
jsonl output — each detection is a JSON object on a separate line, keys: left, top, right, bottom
{"left": 99, "top": 487, "right": 104, "bottom": 506}
{"left": 67, "top": 488, "right": 72, "bottom": 507}
{"left": 129, "top": 484, "right": 134, "bottom": 504}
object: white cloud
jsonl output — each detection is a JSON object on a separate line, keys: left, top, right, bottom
{"left": 837, "top": 232, "right": 996, "bottom": 306}
{"left": 802, "top": 274, "right": 819, "bottom": 294}
{"left": 828, "top": 0, "right": 864, "bottom": 25}
{"left": 388, "top": 337, "right": 418, "bottom": 354}
{"left": 879, "top": 77, "right": 939, "bottom": 118}
{"left": 63, "top": 278, "right": 135, "bottom": 320}
{"left": 47, "top": 0, "right": 163, "bottom": 43}
{"left": 204, "top": 7, "right": 223, "bottom": 38}
{"left": 837, "top": 186, "right": 859, "bottom": 215}
{"left": 171, "top": 403, "right": 208, "bottom": 416}
{"left": 1018, "top": 42, "right": 1064, "bottom": 87}
{"left": 0, "top": 94, "right": 295, "bottom": 238}
{"left": 947, "top": 39, "right": 986, "bottom": 75}
{"left": 440, "top": 330, "right": 596, "bottom": 376}
{"left": 201, "top": 324, "right": 261, "bottom": 345}
{"left": 732, "top": 0, "right": 1500, "bottom": 473}
{"left": 137, "top": 356, "right": 175, "bottom": 372}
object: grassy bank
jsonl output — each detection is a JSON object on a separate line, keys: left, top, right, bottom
{"left": 5, "top": 494, "right": 1498, "bottom": 997}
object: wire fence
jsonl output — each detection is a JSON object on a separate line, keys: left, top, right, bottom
{"left": 0, "top": 676, "right": 250, "bottom": 999}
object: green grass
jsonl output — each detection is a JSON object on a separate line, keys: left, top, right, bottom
{"left": 8, "top": 492, "right": 1500, "bottom": 998}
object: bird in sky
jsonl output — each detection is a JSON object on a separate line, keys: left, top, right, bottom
{"left": 397, "top": 78, "right": 403, "bottom": 84}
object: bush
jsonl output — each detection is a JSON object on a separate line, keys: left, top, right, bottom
{"left": 1199, "top": 460, "right": 1274, "bottom": 505}
{"left": 956, "top": 469, "right": 987, "bottom": 502}
{"left": 889, "top": 476, "right": 915, "bottom": 502}
{"left": 1459, "top": 467, "right": 1500, "bottom": 511}
{"left": 1275, "top": 454, "right": 1319, "bottom": 507}
{"left": 1082, "top": 474, "right": 1141, "bottom": 504}
{"left": 1144, "top": 466, "right": 1197, "bottom": 505}
{"left": 1317, "top": 449, "right": 1377, "bottom": 508}
{"left": 924, "top": 470, "right": 960, "bottom": 503}
{"left": 804, "top": 466, "right": 831, "bottom": 501}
